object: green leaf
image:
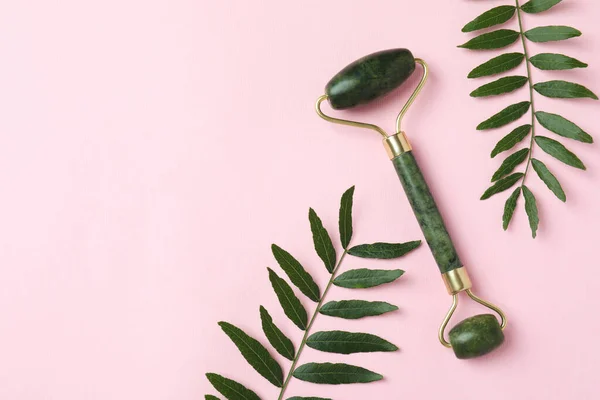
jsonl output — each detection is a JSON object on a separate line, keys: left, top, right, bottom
{"left": 333, "top": 268, "right": 404, "bottom": 289}
{"left": 287, "top": 398, "right": 332, "bottom": 400}
{"left": 259, "top": 306, "right": 295, "bottom": 361}
{"left": 535, "top": 112, "right": 593, "bottom": 143}
{"left": 524, "top": 26, "right": 581, "bottom": 43}
{"left": 468, "top": 53, "right": 525, "bottom": 79}
{"left": 218, "top": 322, "right": 283, "bottom": 387}
{"left": 271, "top": 244, "right": 320, "bottom": 302}
{"left": 267, "top": 268, "right": 308, "bottom": 330}
{"left": 491, "top": 148, "right": 529, "bottom": 181}
{"left": 462, "top": 6, "right": 516, "bottom": 33}
{"left": 347, "top": 241, "right": 421, "bottom": 259}
{"left": 522, "top": 186, "right": 540, "bottom": 238}
{"left": 206, "top": 373, "right": 262, "bottom": 400}
{"left": 470, "top": 76, "right": 528, "bottom": 97}
{"left": 521, "top": 0, "right": 563, "bottom": 14}
{"left": 477, "top": 102, "right": 531, "bottom": 130}
{"left": 205, "top": 396, "right": 221, "bottom": 400}
{"left": 293, "top": 363, "right": 383, "bottom": 385}
{"left": 529, "top": 53, "right": 587, "bottom": 70}
{"left": 459, "top": 29, "right": 520, "bottom": 50}
{"left": 309, "top": 208, "right": 336, "bottom": 273}
{"left": 339, "top": 186, "right": 355, "bottom": 249}
{"left": 319, "top": 300, "right": 398, "bottom": 320}
{"left": 533, "top": 81, "right": 598, "bottom": 100}
{"left": 503, "top": 187, "right": 521, "bottom": 230}
{"left": 531, "top": 159, "right": 566, "bottom": 202}
{"left": 491, "top": 124, "right": 532, "bottom": 158}
{"left": 535, "top": 136, "right": 586, "bottom": 170}
{"left": 306, "top": 331, "right": 398, "bottom": 354}
{"left": 481, "top": 173, "right": 524, "bottom": 200}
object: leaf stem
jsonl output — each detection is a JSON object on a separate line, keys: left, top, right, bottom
{"left": 515, "top": 0, "right": 536, "bottom": 187}
{"left": 277, "top": 250, "right": 348, "bottom": 400}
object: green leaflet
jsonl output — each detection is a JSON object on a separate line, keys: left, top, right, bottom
{"left": 339, "top": 186, "right": 355, "bottom": 250}
{"left": 535, "top": 111, "right": 593, "bottom": 143}
{"left": 218, "top": 322, "right": 283, "bottom": 387}
{"left": 259, "top": 306, "right": 295, "bottom": 361}
{"left": 533, "top": 80, "right": 598, "bottom": 100}
{"left": 309, "top": 208, "right": 337, "bottom": 273}
{"left": 524, "top": 26, "right": 581, "bottom": 43}
{"left": 477, "top": 102, "right": 531, "bottom": 130}
{"left": 530, "top": 53, "right": 587, "bottom": 70}
{"left": 522, "top": 186, "right": 540, "bottom": 238}
{"left": 462, "top": 6, "right": 516, "bottom": 33}
{"left": 293, "top": 363, "right": 383, "bottom": 385}
{"left": 468, "top": 53, "right": 524, "bottom": 79}
{"left": 205, "top": 396, "right": 221, "bottom": 400}
{"left": 491, "top": 124, "right": 532, "bottom": 158}
{"left": 521, "top": 0, "right": 563, "bottom": 14}
{"left": 287, "top": 398, "right": 332, "bottom": 400}
{"left": 503, "top": 187, "right": 522, "bottom": 230}
{"left": 491, "top": 148, "right": 529, "bottom": 182}
{"left": 319, "top": 300, "right": 398, "bottom": 320}
{"left": 481, "top": 173, "right": 524, "bottom": 200}
{"left": 333, "top": 268, "right": 404, "bottom": 289}
{"left": 535, "top": 136, "right": 586, "bottom": 170}
{"left": 459, "top": 29, "right": 520, "bottom": 50}
{"left": 347, "top": 241, "right": 421, "bottom": 259}
{"left": 306, "top": 331, "right": 398, "bottom": 354}
{"left": 267, "top": 268, "right": 308, "bottom": 330}
{"left": 470, "top": 76, "right": 528, "bottom": 97}
{"left": 271, "top": 244, "right": 320, "bottom": 302}
{"left": 206, "top": 373, "right": 262, "bottom": 400}
{"left": 531, "top": 159, "right": 566, "bottom": 202}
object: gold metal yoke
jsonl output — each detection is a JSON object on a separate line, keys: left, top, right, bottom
{"left": 438, "top": 267, "right": 507, "bottom": 348}
{"left": 315, "top": 58, "right": 429, "bottom": 159}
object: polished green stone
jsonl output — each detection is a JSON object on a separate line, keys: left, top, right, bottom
{"left": 449, "top": 314, "right": 505, "bottom": 359}
{"left": 326, "top": 48, "right": 416, "bottom": 110}
{"left": 392, "top": 152, "right": 462, "bottom": 274}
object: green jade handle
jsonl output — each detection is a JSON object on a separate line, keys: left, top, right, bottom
{"left": 392, "top": 152, "right": 461, "bottom": 274}
{"left": 321, "top": 48, "right": 506, "bottom": 359}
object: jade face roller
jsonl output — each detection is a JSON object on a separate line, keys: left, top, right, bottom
{"left": 315, "top": 49, "right": 507, "bottom": 359}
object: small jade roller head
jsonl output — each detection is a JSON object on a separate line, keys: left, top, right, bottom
{"left": 325, "top": 48, "right": 417, "bottom": 110}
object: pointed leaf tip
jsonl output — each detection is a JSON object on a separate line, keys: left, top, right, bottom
{"left": 206, "top": 373, "right": 261, "bottom": 400}
{"left": 522, "top": 186, "right": 539, "bottom": 239}
{"left": 218, "top": 321, "right": 283, "bottom": 387}
{"left": 320, "top": 300, "right": 399, "bottom": 319}
{"left": 481, "top": 173, "right": 523, "bottom": 200}
{"left": 333, "top": 268, "right": 404, "bottom": 289}
{"left": 267, "top": 268, "right": 308, "bottom": 330}
{"left": 259, "top": 306, "right": 296, "bottom": 361}
{"left": 271, "top": 244, "right": 320, "bottom": 302}
{"left": 521, "top": 0, "right": 563, "bottom": 14}
{"left": 339, "top": 186, "right": 355, "bottom": 250}
{"left": 503, "top": 187, "right": 521, "bottom": 230}
{"left": 306, "top": 330, "right": 398, "bottom": 354}
{"left": 293, "top": 362, "right": 383, "bottom": 384}
{"left": 459, "top": 29, "right": 520, "bottom": 50}
{"left": 309, "top": 208, "right": 337, "bottom": 273}
{"left": 347, "top": 241, "right": 421, "bottom": 259}
{"left": 462, "top": 6, "right": 516, "bottom": 33}
{"left": 524, "top": 26, "right": 581, "bottom": 43}
{"left": 531, "top": 159, "right": 567, "bottom": 202}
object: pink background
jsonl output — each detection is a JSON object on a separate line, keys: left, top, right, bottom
{"left": 1, "top": 0, "right": 599, "bottom": 399}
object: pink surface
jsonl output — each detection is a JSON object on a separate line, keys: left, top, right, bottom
{"left": 1, "top": 0, "right": 599, "bottom": 399}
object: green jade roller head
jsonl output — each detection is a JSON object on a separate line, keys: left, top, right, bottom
{"left": 315, "top": 49, "right": 507, "bottom": 359}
